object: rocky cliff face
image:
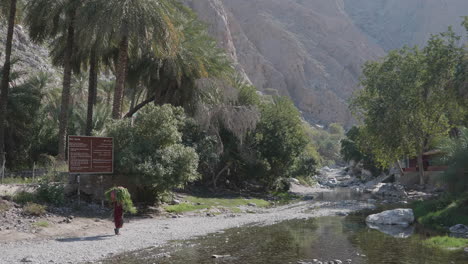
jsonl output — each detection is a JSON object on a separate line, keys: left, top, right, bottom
{"left": 0, "top": 24, "right": 54, "bottom": 77}
{"left": 186, "top": 0, "right": 468, "bottom": 127}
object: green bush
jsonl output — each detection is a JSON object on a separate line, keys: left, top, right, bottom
{"left": 107, "top": 105, "right": 199, "bottom": 202}
{"left": 13, "top": 191, "right": 36, "bottom": 204}
{"left": 36, "top": 183, "right": 65, "bottom": 206}
{"left": 23, "top": 202, "right": 46, "bottom": 216}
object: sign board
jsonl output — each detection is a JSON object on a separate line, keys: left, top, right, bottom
{"left": 68, "top": 136, "right": 113, "bottom": 174}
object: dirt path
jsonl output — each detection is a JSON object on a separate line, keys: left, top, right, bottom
{"left": 0, "top": 197, "right": 375, "bottom": 264}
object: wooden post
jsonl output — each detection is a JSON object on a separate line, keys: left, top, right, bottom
{"left": 32, "top": 162, "right": 36, "bottom": 182}
{"left": 100, "top": 175, "right": 104, "bottom": 208}
{"left": 77, "top": 175, "right": 81, "bottom": 205}
{"left": 1, "top": 152, "right": 5, "bottom": 184}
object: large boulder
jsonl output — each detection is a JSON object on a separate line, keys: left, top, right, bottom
{"left": 366, "top": 209, "right": 415, "bottom": 226}
{"left": 371, "top": 183, "right": 407, "bottom": 199}
{"left": 449, "top": 224, "right": 468, "bottom": 238}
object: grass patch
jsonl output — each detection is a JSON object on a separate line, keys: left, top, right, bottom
{"left": 23, "top": 202, "right": 46, "bottom": 216}
{"left": 13, "top": 191, "right": 36, "bottom": 204}
{"left": 412, "top": 193, "right": 468, "bottom": 231}
{"left": 1, "top": 177, "right": 39, "bottom": 184}
{"left": 33, "top": 221, "right": 49, "bottom": 228}
{"left": 164, "top": 196, "right": 270, "bottom": 213}
{"left": 423, "top": 236, "right": 468, "bottom": 251}
{"left": 165, "top": 203, "right": 208, "bottom": 213}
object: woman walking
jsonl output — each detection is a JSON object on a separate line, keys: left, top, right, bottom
{"left": 105, "top": 187, "right": 137, "bottom": 235}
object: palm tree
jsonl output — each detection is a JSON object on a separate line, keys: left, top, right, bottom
{"left": 0, "top": 0, "right": 18, "bottom": 167}
{"left": 25, "top": 0, "right": 81, "bottom": 160}
{"left": 49, "top": 29, "right": 111, "bottom": 136}
{"left": 81, "top": 0, "right": 185, "bottom": 119}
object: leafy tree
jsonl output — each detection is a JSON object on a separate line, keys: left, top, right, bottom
{"left": 255, "top": 96, "right": 309, "bottom": 186}
{"left": 0, "top": 0, "right": 18, "bottom": 166}
{"left": 352, "top": 30, "right": 464, "bottom": 184}
{"left": 107, "top": 105, "right": 199, "bottom": 202}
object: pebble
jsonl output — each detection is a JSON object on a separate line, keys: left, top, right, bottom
{"left": 20, "top": 257, "right": 34, "bottom": 262}
{"left": 211, "top": 254, "right": 230, "bottom": 258}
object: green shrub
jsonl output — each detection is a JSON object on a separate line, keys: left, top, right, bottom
{"left": 23, "top": 202, "right": 46, "bottom": 216}
{"left": 36, "top": 183, "right": 65, "bottom": 206}
{"left": 13, "top": 191, "right": 36, "bottom": 204}
{"left": 107, "top": 105, "right": 199, "bottom": 202}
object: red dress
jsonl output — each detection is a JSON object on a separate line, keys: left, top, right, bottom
{"left": 114, "top": 202, "right": 123, "bottom": 229}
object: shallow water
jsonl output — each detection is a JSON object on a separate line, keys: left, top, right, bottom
{"left": 104, "top": 212, "right": 467, "bottom": 264}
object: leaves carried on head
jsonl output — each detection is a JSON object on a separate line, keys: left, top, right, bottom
{"left": 105, "top": 186, "right": 137, "bottom": 214}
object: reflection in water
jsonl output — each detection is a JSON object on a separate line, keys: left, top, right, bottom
{"left": 313, "top": 188, "right": 371, "bottom": 202}
{"left": 104, "top": 215, "right": 467, "bottom": 264}
{"left": 366, "top": 222, "right": 414, "bottom": 238}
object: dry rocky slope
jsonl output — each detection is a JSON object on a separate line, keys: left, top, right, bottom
{"left": 185, "top": 0, "right": 468, "bottom": 127}
{"left": 1, "top": 1, "right": 467, "bottom": 126}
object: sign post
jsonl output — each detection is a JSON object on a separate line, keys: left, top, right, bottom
{"left": 68, "top": 136, "right": 114, "bottom": 204}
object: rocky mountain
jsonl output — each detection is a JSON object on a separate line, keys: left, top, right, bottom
{"left": 185, "top": 0, "right": 468, "bottom": 127}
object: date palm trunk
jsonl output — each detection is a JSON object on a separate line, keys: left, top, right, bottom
{"left": 112, "top": 36, "right": 129, "bottom": 119}
{"left": 57, "top": 11, "right": 76, "bottom": 160}
{"left": 0, "top": 0, "right": 17, "bottom": 166}
{"left": 86, "top": 49, "right": 98, "bottom": 136}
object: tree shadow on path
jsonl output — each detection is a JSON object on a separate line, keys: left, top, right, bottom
{"left": 56, "top": 234, "right": 114, "bottom": 242}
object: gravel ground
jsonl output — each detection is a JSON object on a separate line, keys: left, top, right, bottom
{"left": 0, "top": 198, "right": 376, "bottom": 264}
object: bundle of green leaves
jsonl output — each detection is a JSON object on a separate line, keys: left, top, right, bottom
{"left": 105, "top": 187, "right": 137, "bottom": 214}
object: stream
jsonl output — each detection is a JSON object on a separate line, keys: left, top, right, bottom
{"left": 102, "top": 189, "right": 467, "bottom": 264}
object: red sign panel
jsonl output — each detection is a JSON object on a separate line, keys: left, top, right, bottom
{"left": 68, "top": 136, "right": 113, "bottom": 174}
